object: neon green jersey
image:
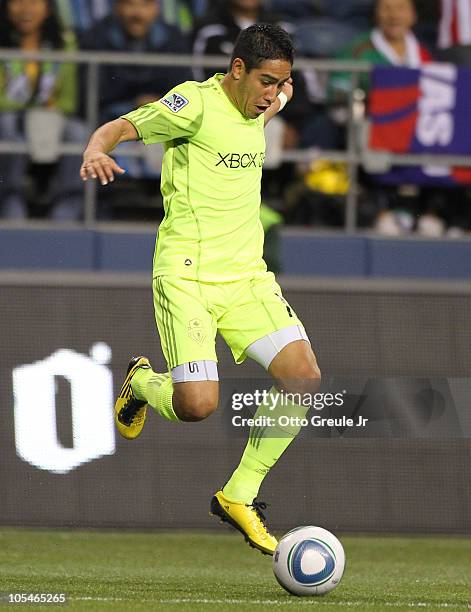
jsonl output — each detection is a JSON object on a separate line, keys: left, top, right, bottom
{"left": 122, "top": 74, "right": 267, "bottom": 282}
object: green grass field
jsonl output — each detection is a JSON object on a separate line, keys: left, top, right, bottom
{"left": 0, "top": 529, "right": 469, "bottom": 611}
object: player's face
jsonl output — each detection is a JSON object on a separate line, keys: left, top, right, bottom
{"left": 7, "top": 0, "right": 49, "bottom": 35}
{"left": 115, "top": 0, "right": 159, "bottom": 39}
{"left": 376, "top": 0, "right": 416, "bottom": 42}
{"left": 236, "top": 59, "right": 292, "bottom": 119}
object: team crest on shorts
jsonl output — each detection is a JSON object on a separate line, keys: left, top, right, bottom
{"left": 188, "top": 318, "right": 206, "bottom": 344}
{"left": 161, "top": 92, "right": 189, "bottom": 113}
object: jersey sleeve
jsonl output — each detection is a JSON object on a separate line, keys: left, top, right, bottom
{"left": 121, "top": 81, "right": 204, "bottom": 144}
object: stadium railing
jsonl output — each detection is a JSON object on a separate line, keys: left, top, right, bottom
{"left": 1, "top": 49, "right": 471, "bottom": 231}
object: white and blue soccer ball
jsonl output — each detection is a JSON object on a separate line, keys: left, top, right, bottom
{"left": 273, "top": 526, "right": 345, "bottom": 596}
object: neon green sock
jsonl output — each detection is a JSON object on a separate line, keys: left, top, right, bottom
{"left": 223, "top": 386, "right": 308, "bottom": 504}
{"left": 131, "top": 368, "right": 180, "bottom": 422}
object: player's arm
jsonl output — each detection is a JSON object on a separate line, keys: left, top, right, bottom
{"left": 80, "top": 118, "right": 138, "bottom": 185}
{"left": 264, "top": 78, "right": 293, "bottom": 126}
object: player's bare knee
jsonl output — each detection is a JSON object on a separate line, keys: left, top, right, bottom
{"left": 274, "top": 358, "right": 321, "bottom": 396}
{"left": 271, "top": 349, "right": 321, "bottom": 385}
{"left": 172, "top": 379, "right": 219, "bottom": 422}
{"left": 174, "top": 395, "right": 218, "bottom": 422}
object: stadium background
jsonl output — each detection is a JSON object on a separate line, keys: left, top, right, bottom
{"left": 1, "top": 274, "right": 469, "bottom": 534}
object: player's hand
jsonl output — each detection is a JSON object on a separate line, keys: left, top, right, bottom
{"left": 80, "top": 151, "right": 125, "bottom": 185}
{"left": 281, "top": 77, "right": 294, "bottom": 103}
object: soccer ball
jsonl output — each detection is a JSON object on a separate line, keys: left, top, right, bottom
{"left": 273, "top": 526, "right": 345, "bottom": 596}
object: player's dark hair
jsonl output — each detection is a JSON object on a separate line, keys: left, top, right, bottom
{"left": 0, "top": 0, "right": 65, "bottom": 49}
{"left": 230, "top": 23, "right": 294, "bottom": 72}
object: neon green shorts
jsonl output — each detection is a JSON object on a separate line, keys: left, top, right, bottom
{"left": 153, "top": 271, "right": 304, "bottom": 370}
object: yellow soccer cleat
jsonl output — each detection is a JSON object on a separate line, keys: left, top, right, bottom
{"left": 210, "top": 490, "right": 278, "bottom": 555}
{"left": 114, "top": 356, "right": 151, "bottom": 440}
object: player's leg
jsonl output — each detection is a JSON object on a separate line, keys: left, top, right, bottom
{"left": 114, "top": 276, "right": 219, "bottom": 438}
{"left": 212, "top": 273, "right": 319, "bottom": 554}
{"left": 132, "top": 366, "right": 219, "bottom": 421}
{"left": 221, "top": 334, "right": 320, "bottom": 494}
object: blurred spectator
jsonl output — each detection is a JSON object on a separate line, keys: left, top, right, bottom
{"left": 80, "top": 0, "right": 191, "bottom": 123}
{"left": 330, "top": 0, "right": 432, "bottom": 99}
{"left": 57, "top": 0, "right": 203, "bottom": 44}
{"left": 57, "top": 0, "right": 207, "bottom": 33}
{"left": 327, "top": 0, "right": 447, "bottom": 235}
{"left": 0, "top": 0, "right": 86, "bottom": 219}
{"left": 79, "top": 0, "right": 192, "bottom": 218}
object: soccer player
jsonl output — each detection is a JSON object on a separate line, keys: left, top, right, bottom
{"left": 80, "top": 24, "right": 320, "bottom": 556}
